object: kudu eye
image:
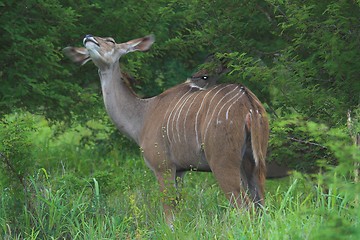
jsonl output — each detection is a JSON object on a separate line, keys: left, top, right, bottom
{"left": 106, "top": 38, "right": 115, "bottom": 44}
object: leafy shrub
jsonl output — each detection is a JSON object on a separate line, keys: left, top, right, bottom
{"left": 0, "top": 112, "right": 39, "bottom": 233}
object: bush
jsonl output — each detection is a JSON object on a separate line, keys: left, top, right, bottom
{"left": 0, "top": 112, "right": 39, "bottom": 233}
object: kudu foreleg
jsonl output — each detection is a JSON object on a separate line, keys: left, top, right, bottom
{"left": 154, "top": 169, "right": 178, "bottom": 226}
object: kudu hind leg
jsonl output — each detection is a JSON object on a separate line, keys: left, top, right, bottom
{"left": 210, "top": 162, "right": 252, "bottom": 209}
{"left": 241, "top": 149, "right": 264, "bottom": 207}
{"left": 210, "top": 149, "right": 264, "bottom": 209}
{"left": 241, "top": 120, "right": 265, "bottom": 208}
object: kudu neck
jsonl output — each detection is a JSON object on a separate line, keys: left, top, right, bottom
{"left": 98, "top": 63, "right": 149, "bottom": 144}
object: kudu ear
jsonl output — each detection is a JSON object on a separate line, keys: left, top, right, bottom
{"left": 124, "top": 34, "right": 155, "bottom": 53}
{"left": 62, "top": 47, "right": 91, "bottom": 65}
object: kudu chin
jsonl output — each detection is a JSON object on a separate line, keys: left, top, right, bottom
{"left": 63, "top": 34, "right": 269, "bottom": 225}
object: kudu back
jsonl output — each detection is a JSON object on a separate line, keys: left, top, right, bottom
{"left": 63, "top": 34, "right": 269, "bottom": 225}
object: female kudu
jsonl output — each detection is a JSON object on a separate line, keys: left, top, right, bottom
{"left": 63, "top": 34, "right": 269, "bottom": 225}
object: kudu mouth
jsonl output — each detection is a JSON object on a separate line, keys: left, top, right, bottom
{"left": 83, "top": 34, "right": 99, "bottom": 47}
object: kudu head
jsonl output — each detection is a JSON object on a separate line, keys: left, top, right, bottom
{"left": 63, "top": 34, "right": 155, "bottom": 70}
{"left": 186, "top": 55, "right": 229, "bottom": 90}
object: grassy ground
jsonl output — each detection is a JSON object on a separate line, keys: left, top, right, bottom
{"left": 2, "top": 161, "right": 358, "bottom": 239}
{"left": 1, "top": 114, "right": 359, "bottom": 239}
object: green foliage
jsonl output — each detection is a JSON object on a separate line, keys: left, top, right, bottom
{"left": 0, "top": 112, "right": 38, "bottom": 191}
{"left": 269, "top": 112, "right": 360, "bottom": 175}
{"left": 270, "top": 114, "right": 331, "bottom": 171}
{"left": 271, "top": 0, "right": 360, "bottom": 122}
{"left": 0, "top": 112, "right": 140, "bottom": 237}
{"left": 1, "top": 1, "right": 79, "bottom": 119}
{"left": 0, "top": 112, "right": 39, "bottom": 233}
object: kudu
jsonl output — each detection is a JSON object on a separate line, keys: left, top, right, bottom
{"left": 63, "top": 34, "right": 269, "bottom": 225}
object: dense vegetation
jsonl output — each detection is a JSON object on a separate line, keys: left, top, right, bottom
{"left": 1, "top": 0, "right": 359, "bottom": 238}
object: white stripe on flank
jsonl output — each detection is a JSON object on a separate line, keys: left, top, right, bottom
{"left": 175, "top": 92, "right": 194, "bottom": 143}
{"left": 162, "top": 91, "right": 183, "bottom": 137}
{"left": 171, "top": 91, "right": 192, "bottom": 144}
{"left": 225, "top": 91, "right": 245, "bottom": 120}
{"left": 202, "top": 85, "right": 233, "bottom": 127}
{"left": 194, "top": 86, "right": 226, "bottom": 147}
{"left": 203, "top": 86, "right": 239, "bottom": 141}
{"left": 183, "top": 91, "right": 202, "bottom": 142}
{"left": 216, "top": 89, "right": 245, "bottom": 122}
{"left": 166, "top": 88, "right": 192, "bottom": 144}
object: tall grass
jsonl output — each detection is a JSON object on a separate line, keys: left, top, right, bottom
{"left": 2, "top": 173, "right": 358, "bottom": 239}
{"left": 1, "top": 113, "right": 359, "bottom": 239}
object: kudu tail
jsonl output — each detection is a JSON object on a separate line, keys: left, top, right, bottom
{"left": 244, "top": 109, "right": 268, "bottom": 207}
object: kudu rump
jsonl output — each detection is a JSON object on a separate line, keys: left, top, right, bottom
{"left": 63, "top": 34, "right": 269, "bottom": 224}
